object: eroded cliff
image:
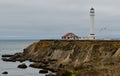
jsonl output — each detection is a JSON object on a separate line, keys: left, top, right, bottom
{"left": 24, "top": 40, "right": 120, "bottom": 61}
{"left": 3, "top": 40, "right": 120, "bottom": 76}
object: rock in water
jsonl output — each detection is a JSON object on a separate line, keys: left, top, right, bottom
{"left": 2, "top": 54, "right": 13, "bottom": 57}
{"left": 39, "top": 69, "right": 48, "bottom": 74}
{"left": 2, "top": 71, "right": 8, "bottom": 74}
{"left": 18, "top": 63, "right": 27, "bottom": 69}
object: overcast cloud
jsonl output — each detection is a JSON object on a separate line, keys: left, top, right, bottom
{"left": 0, "top": 0, "right": 120, "bottom": 39}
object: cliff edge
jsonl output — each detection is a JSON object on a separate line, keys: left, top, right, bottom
{"left": 3, "top": 40, "right": 120, "bottom": 76}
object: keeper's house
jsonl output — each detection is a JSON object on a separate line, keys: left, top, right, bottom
{"left": 61, "top": 32, "right": 79, "bottom": 40}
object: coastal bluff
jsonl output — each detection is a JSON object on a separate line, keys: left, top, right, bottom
{"left": 3, "top": 40, "right": 120, "bottom": 76}
{"left": 24, "top": 40, "right": 120, "bottom": 63}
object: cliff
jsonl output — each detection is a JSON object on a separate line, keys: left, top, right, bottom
{"left": 24, "top": 40, "right": 120, "bottom": 61}
{"left": 3, "top": 40, "right": 120, "bottom": 76}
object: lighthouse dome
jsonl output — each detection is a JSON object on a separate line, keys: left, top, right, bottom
{"left": 90, "top": 8, "right": 94, "bottom": 13}
{"left": 90, "top": 8, "right": 94, "bottom": 10}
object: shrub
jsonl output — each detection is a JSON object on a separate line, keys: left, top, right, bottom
{"left": 61, "top": 70, "right": 72, "bottom": 76}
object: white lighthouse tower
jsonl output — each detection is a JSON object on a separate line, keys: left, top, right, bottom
{"left": 89, "top": 8, "right": 95, "bottom": 39}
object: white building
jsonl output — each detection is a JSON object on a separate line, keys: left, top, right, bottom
{"left": 88, "top": 8, "right": 96, "bottom": 40}
{"left": 61, "top": 8, "right": 96, "bottom": 40}
{"left": 61, "top": 32, "right": 79, "bottom": 40}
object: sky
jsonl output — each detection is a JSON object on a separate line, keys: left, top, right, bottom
{"left": 0, "top": 0, "right": 120, "bottom": 39}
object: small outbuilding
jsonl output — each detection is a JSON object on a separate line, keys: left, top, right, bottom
{"left": 62, "top": 32, "right": 79, "bottom": 40}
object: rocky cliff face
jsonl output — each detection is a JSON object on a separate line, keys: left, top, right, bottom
{"left": 4, "top": 40, "right": 120, "bottom": 76}
{"left": 24, "top": 40, "right": 120, "bottom": 63}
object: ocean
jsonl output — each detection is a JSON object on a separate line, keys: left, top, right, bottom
{"left": 0, "top": 40, "right": 45, "bottom": 76}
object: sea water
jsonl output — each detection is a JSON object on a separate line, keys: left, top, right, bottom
{"left": 0, "top": 40, "right": 45, "bottom": 76}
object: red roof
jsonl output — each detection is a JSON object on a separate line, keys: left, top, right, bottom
{"left": 62, "top": 32, "right": 78, "bottom": 37}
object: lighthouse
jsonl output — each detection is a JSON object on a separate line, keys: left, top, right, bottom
{"left": 89, "top": 8, "right": 95, "bottom": 39}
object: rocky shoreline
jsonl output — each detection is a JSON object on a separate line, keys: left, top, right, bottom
{"left": 2, "top": 53, "right": 58, "bottom": 76}
{"left": 2, "top": 40, "right": 120, "bottom": 76}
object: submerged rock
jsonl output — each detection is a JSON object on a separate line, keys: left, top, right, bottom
{"left": 2, "top": 52, "right": 26, "bottom": 62}
{"left": 2, "top": 57, "right": 16, "bottom": 62}
{"left": 2, "top": 54, "right": 13, "bottom": 57}
{"left": 18, "top": 63, "right": 27, "bottom": 69}
{"left": 2, "top": 71, "right": 8, "bottom": 74}
{"left": 39, "top": 69, "right": 48, "bottom": 74}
